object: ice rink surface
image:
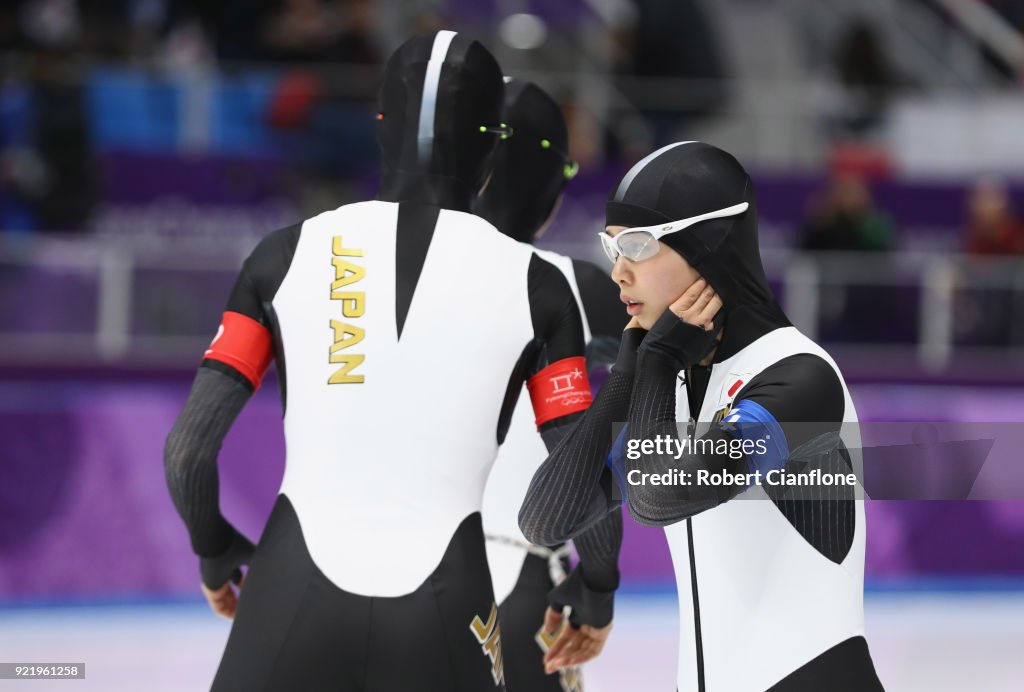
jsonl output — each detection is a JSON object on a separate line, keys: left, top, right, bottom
{"left": 1, "top": 589, "right": 1021, "bottom": 691}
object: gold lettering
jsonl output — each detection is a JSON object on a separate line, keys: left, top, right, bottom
{"left": 332, "top": 292, "right": 364, "bottom": 318}
{"left": 535, "top": 627, "right": 559, "bottom": 652}
{"left": 328, "top": 235, "right": 366, "bottom": 384}
{"left": 332, "top": 236, "right": 364, "bottom": 257}
{"left": 331, "top": 257, "right": 366, "bottom": 292}
{"left": 470, "top": 603, "right": 497, "bottom": 641}
{"left": 486, "top": 634, "right": 502, "bottom": 685}
{"left": 328, "top": 354, "right": 365, "bottom": 384}
{"left": 329, "top": 320, "right": 364, "bottom": 352}
{"left": 469, "top": 604, "right": 504, "bottom": 685}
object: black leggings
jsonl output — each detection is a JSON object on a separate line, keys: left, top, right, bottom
{"left": 212, "top": 495, "right": 504, "bottom": 691}
{"left": 498, "top": 552, "right": 580, "bottom": 692}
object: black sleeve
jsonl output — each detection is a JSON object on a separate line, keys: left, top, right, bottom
{"left": 625, "top": 352, "right": 846, "bottom": 527}
{"left": 735, "top": 353, "right": 845, "bottom": 449}
{"left": 518, "top": 328, "right": 647, "bottom": 546}
{"left": 518, "top": 252, "right": 589, "bottom": 434}
{"left": 571, "top": 259, "right": 629, "bottom": 338}
{"left": 221, "top": 223, "right": 299, "bottom": 325}
{"left": 199, "top": 223, "right": 300, "bottom": 392}
{"left": 572, "top": 506, "right": 623, "bottom": 591}
{"left": 165, "top": 224, "right": 299, "bottom": 556}
{"left": 546, "top": 506, "right": 623, "bottom": 629}
{"left": 529, "top": 252, "right": 586, "bottom": 366}
{"left": 197, "top": 252, "right": 265, "bottom": 392}
{"left": 164, "top": 366, "right": 252, "bottom": 557}
{"left": 498, "top": 253, "right": 587, "bottom": 443}
{"left": 223, "top": 258, "right": 266, "bottom": 325}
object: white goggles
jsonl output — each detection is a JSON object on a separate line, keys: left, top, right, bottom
{"left": 598, "top": 202, "right": 749, "bottom": 263}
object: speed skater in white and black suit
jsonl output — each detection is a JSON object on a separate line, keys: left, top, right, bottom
{"left": 163, "top": 32, "right": 612, "bottom": 691}
{"left": 473, "top": 79, "right": 629, "bottom": 691}
{"left": 519, "top": 142, "right": 885, "bottom": 691}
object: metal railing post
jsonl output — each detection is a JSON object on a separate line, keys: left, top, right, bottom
{"left": 96, "top": 246, "right": 134, "bottom": 360}
{"left": 783, "top": 255, "right": 820, "bottom": 340}
{"left": 919, "top": 257, "right": 956, "bottom": 370}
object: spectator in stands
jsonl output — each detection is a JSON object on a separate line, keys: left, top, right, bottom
{"left": 258, "top": 0, "right": 380, "bottom": 65}
{"left": 2, "top": 1, "right": 98, "bottom": 232}
{"left": 167, "top": 0, "right": 379, "bottom": 65}
{"left": 261, "top": 0, "right": 382, "bottom": 213}
{"left": 964, "top": 177, "right": 1024, "bottom": 255}
{"left": 616, "top": 0, "right": 728, "bottom": 148}
{"left": 832, "top": 19, "right": 901, "bottom": 140}
{"left": 800, "top": 171, "right": 894, "bottom": 252}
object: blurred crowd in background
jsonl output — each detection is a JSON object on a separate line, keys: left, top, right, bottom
{"left": 2, "top": 0, "right": 1023, "bottom": 234}
{"left": 3, "top": 0, "right": 1024, "bottom": 361}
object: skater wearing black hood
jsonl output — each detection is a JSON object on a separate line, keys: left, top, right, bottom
{"left": 164, "top": 32, "right": 599, "bottom": 691}
{"left": 520, "top": 141, "right": 884, "bottom": 691}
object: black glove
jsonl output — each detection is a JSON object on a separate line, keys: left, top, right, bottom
{"left": 637, "top": 309, "right": 722, "bottom": 371}
{"left": 612, "top": 327, "right": 648, "bottom": 376}
{"left": 547, "top": 565, "right": 616, "bottom": 629}
{"left": 199, "top": 527, "right": 255, "bottom": 589}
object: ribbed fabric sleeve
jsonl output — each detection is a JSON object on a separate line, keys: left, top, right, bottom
{"left": 571, "top": 506, "right": 623, "bottom": 591}
{"left": 164, "top": 366, "right": 252, "bottom": 557}
{"left": 625, "top": 350, "right": 746, "bottom": 526}
{"left": 518, "top": 329, "right": 646, "bottom": 546}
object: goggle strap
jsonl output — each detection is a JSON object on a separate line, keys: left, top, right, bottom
{"left": 596, "top": 201, "right": 748, "bottom": 262}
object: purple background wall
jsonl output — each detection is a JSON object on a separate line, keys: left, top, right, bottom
{"left": 2, "top": 375, "right": 1024, "bottom": 603}
{"left": 78, "top": 151, "right": 1024, "bottom": 248}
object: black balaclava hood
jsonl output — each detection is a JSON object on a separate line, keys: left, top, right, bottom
{"left": 472, "top": 79, "right": 573, "bottom": 243}
{"left": 607, "top": 141, "right": 790, "bottom": 361}
{"left": 376, "top": 31, "right": 504, "bottom": 211}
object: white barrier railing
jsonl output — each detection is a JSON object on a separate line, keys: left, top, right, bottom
{"left": 2, "top": 236, "right": 1023, "bottom": 370}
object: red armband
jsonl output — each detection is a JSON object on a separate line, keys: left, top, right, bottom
{"left": 526, "top": 356, "right": 593, "bottom": 428}
{"left": 203, "top": 311, "right": 273, "bottom": 389}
